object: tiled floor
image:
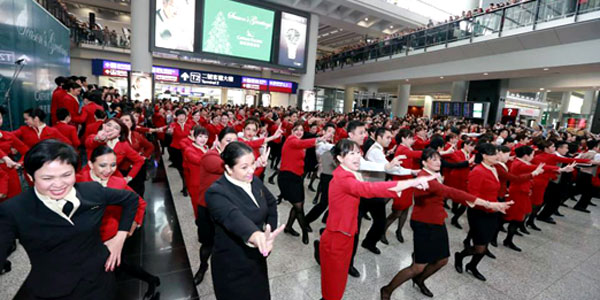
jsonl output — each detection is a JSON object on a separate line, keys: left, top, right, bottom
{"left": 164, "top": 160, "right": 600, "bottom": 300}
{"left": 2, "top": 157, "right": 600, "bottom": 300}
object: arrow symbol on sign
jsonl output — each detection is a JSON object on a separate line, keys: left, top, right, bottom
{"left": 181, "top": 72, "right": 189, "bottom": 81}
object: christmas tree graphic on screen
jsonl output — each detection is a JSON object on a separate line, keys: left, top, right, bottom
{"left": 204, "top": 11, "right": 232, "bottom": 55}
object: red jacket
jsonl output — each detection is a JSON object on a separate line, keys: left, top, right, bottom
{"left": 206, "top": 123, "right": 223, "bottom": 147}
{"left": 119, "top": 131, "right": 153, "bottom": 172}
{"left": 80, "top": 102, "right": 104, "bottom": 126}
{"left": 195, "top": 148, "right": 225, "bottom": 216}
{"left": 152, "top": 113, "right": 167, "bottom": 141}
{"left": 412, "top": 170, "right": 477, "bottom": 225}
{"left": 0, "top": 131, "right": 29, "bottom": 199}
{"left": 169, "top": 122, "right": 192, "bottom": 150}
{"left": 50, "top": 87, "right": 66, "bottom": 125}
{"left": 327, "top": 166, "right": 397, "bottom": 236}
{"left": 239, "top": 136, "right": 266, "bottom": 176}
{"left": 58, "top": 93, "right": 84, "bottom": 124}
{"left": 53, "top": 122, "right": 81, "bottom": 148}
{"left": 391, "top": 144, "right": 421, "bottom": 210}
{"left": 82, "top": 120, "right": 103, "bottom": 144}
{"left": 468, "top": 164, "right": 500, "bottom": 213}
{"left": 184, "top": 144, "right": 208, "bottom": 216}
{"left": 504, "top": 159, "right": 538, "bottom": 221}
{"left": 413, "top": 136, "right": 429, "bottom": 150}
{"left": 12, "top": 125, "right": 71, "bottom": 148}
{"left": 0, "top": 168, "right": 7, "bottom": 198}
{"left": 446, "top": 150, "right": 471, "bottom": 191}
{"left": 85, "top": 134, "right": 145, "bottom": 179}
{"left": 76, "top": 170, "right": 146, "bottom": 241}
{"left": 279, "top": 135, "right": 316, "bottom": 176}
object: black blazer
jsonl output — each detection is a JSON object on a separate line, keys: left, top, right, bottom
{"left": 0, "top": 182, "right": 138, "bottom": 298}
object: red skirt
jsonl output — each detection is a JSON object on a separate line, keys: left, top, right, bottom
{"left": 504, "top": 191, "right": 531, "bottom": 221}
{"left": 1, "top": 165, "right": 21, "bottom": 199}
{"left": 392, "top": 187, "right": 413, "bottom": 211}
{"left": 531, "top": 181, "right": 548, "bottom": 206}
{"left": 320, "top": 229, "right": 354, "bottom": 300}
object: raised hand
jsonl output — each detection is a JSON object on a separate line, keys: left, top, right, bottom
{"left": 490, "top": 201, "right": 513, "bottom": 214}
{"left": 532, "top": 163, "right": 545, "bottom": 176}
{"left": 264, "top": 224, "right": 285, "bottom": 256}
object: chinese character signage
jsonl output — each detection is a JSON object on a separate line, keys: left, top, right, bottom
{"left": 268, "top": 80, "right": 293, "bottom": 93}
{"left": 241, "top": 77, "right": 268, "bottom": 91}
{"left": 179, "top": 69, "right": 241, "bottom": 88}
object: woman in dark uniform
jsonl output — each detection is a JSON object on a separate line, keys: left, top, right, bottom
{"left": 205, "top": 142, "right": 285, "bottom": 300}
{"left": 380, "top": 148, "right": 511, "bottom": 299}
{"left": 0, "top": 140, "right": 138, "bottom": 300}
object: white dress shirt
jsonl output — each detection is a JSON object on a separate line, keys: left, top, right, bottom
{"left": 34, "top": 186, "right": 81, "bottom": 225}
{"left": 224, "top": 173, "right": 259, "bottom": 208}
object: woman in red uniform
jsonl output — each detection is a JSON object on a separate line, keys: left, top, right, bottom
{"left": 321, "top": 139, "right": 432, "bottom": 300}
{"left": 167, "top": 109, "right": 192, "bottom": 196}
{"left": 13, "top": 108, "right": 71, "bottom": 148}
{"left": 183, "top": 126, "right": 209, "bottom": 217}
{"left": 78, "top": 145, "right": 160, "bottom": 299}
{"left": 454, "top": 143, "right": 506, "bottom": 281}
{"left": 381, "top": 148, "right": 511, "bottom": 299}
{"left": 85, "top": 118, "right": 145, "bottom": 182}
{"left": 278, "top": 121, "right": 332, "bottom": 245}
{"left": 0, "top": 107, "right": 29, "bottom": 199}
{"left": 238, "top": 118, "right": 282, "bottom": 181}
{"left": 120, "top": 113, "right": 154, "bottom": 197}
{"left": 447, "top": 139, "right": 476, "bottom": 229}
{"left": 381, "top": 128, "right": 421, "bottom": 244}
{"left": 191, "top": 127, "right": 239, "bottom": 285}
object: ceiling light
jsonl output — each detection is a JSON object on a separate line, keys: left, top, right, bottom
{"left": 543, "top": 68, "right": 549, "bottom": 71}
{"left": 405, "top": 79, "right": 409, "bottom": 82}
{"left": 440, "top": 76, "right": 444, "bottom": 79}
{"left": 547, "top": 90, "right": 552, "bottom": 92}
{"left": 390, "top": 25, "right": 394, "bottom": 28}
{"left": 483, "top": 72, "right": 488, "bottom": 75}
{"left": 365, "top": 18, "right": 369, "bottom": 21}
{"left": 540, "top": 88, "right": 545, "bottom": 91}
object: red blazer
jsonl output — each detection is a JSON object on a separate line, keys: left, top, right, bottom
{"left": 152, "top": 113, "right": 167, "bottom": 141}
{"left": 184, "top": 145, "right": 208, "bottom": 215}
{"left": 85, "top": 134, "right": 145, "bottom": 178}
{"left": 169, "top": 122, "right": 192, "bottom": 150}
{"left": 195, "top": 148, "right": 224, "bottom": 216}
{"left": 412, "top": 170, "right": 477, "bottom": 225}
{"left": 82, "top": 120, "right": 103, "bottom": 144}
{"left": 58, "top": 93, "right": 84, "bottom": 124}
{"left": 119, "top": 131, "right": 153, "bottom": 172}
{"left": 504, "top": 160, "right": 539, "bottom": 221}
{"left": 53, "top": 122, "right": 81, "bottom": 148}
{"left": 0, "top": 168, "right": 7, "bottom": 198}
{"left": 446, "top": 150, "right": 471, "bottom": 191}
{"left": 334, "top": 128, "right": 348, "bottom": 143}
{"left": 279, "top": 135, "right": 317, "bottom": 176}
{"left": 413, "top": 136, "right": 430, "bottom": 150}
{"left": 12, "top": 125, "right": 71, "bottom": 148}
{"left": 80, "top": 102, "right": 104, "bottom": 126}
{"left": 0, "top": 131, "right": 29, "bottom": 199}
{"left": 206, "top": 123, "right": 223, "bottom": 147}
{"left": 76, "top": 170, "right": 146, "bottom": 241}
{"left": 391, "top": 144, "right": 422, "bottom": 210}
{"left": 50, "top": 87, "right": 66, "bottom": 125}
{"left": 468, "top": 164, "right": 500, "bottom": 213}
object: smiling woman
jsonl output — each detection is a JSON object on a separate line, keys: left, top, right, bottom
{"left": 0, "top": 139, "right": 139, "bottom": 300}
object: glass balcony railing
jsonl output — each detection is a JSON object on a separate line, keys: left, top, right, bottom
{"left": 317, "top": 0, "right": 600, "bottom": 72}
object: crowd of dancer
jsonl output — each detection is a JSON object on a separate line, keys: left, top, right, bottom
{"left": 1, "top": 75, "right": 599, "bottom": 300}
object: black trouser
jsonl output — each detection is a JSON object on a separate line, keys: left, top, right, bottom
{"left": 349, "top": 197, "right": 386, "bottom": 267}
{"left": 574, "top": 172, "right": 594, "bottom": 210}
{"left": 124, "top": 163, "right": 147, "bottom": 197}
{"left": 169, "top": 147, "right": 185, "bottom": 183}
{"left": 359, "top": 198, "right": 386, "bottom": 248}
{"left": 538, "top": 181, "right": 562, "bottom": 220}
{"left": 305, "top": 174, "right": 332, "bottom": 224}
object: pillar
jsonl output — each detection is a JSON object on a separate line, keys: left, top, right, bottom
{"left": 590, "top": 91, "right": 600, "bottom": 133}
{"left": 344, "top": 86, "right": 356, "bottom": 113}
{"left": 450, "top": 81, "right": 468, "bottom": 102}
{"left": 392, "top": 84, "right": 410, "bottom": 118}
{"left": 558, "top": 92, "right": 571, "bottom": 122}
{"left": 297, "top": 13, "right": 318, "bottom": 110}
{"left": 220, "top": 88, "right": 228, "bottom": 105}
{"left": 130, "top": 0, "right": 152, "bottom": 73}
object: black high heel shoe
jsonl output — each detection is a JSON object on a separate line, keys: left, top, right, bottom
{"left": 395, "top": 230, "right": 404, "bottom": 243}
{"left": 193, "top": 266, "right": 208, "bottom": 285}
{"left": 143, "top": 276, "right": 160, "bottom": 300}
{"left": 380, "top": 235, "right": 389, "bottom": 245}
{"left": 284, "top": 227, "right": 300, "bottom": 237}
{"left": 503, "top": 240, "right": 522, "bottom": 252}
{"left": 465, "top": 264, "right": 486, "bottom": 281}
{"left": 412, "top": 279, "right": 434, "bottom": 297}
{"left": 1, "top": 260, "right": 11, "bottom": 275}
{"left": 454, "top": 252, "right": 464, "bottom": 273}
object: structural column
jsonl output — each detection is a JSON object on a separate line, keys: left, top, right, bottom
{"left": 130, "top": 0, "right": 152, "bottom": 73}
{"left": 450, "top": 81, "right": 468, "bottom": 102}
{"left": 344, "top": 86, "right": 356, "bottom": 113}
{"left": 392, "top": 84, "right": 410, "bottom": 118}
{"left": 220, "top": 88, "right": 228, "bottom": 105}
{"left": 297, "top": 13, "right": 319, "bottom": 109}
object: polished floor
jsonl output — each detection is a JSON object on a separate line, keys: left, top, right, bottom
{"left": 2, "top": 157, "right": 600, "bottom": 300}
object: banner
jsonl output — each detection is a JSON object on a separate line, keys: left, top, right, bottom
{"left": 278, "top": 12, "right": 307, "bottom": 68}
{"left": 202, "top": 0, "right": 275, "bottom": 61}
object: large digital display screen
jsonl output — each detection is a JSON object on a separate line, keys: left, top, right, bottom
{"left": 202, "top": 0, "right": 275, "bottom": 62}
{"left": 154, "top": 0, "right": 196, "bottom": 52}
{"left": 278, "top": 12, "right": 307, "bottom": 68}
{"left": 432, "top": 101, "right": 486, "bottom": 119}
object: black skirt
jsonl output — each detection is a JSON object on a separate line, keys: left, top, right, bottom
{"left": 467, "top": 208, "right": 498, "bottom": 245}
{"left": 196, "top": 205, "right": 215, "bottom": 246}
{"left": 411, "top": 220, "right": 449, "bottom": 264}
{"left": 277, "top": 171, "right": 305, "bottom": 204}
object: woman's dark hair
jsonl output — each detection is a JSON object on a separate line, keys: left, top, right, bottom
{"left": 218, "top": 127, "right": 237, "bottom": 141}
{"left": 497, "top": 145, "right": 511, "bottom": 153}
{"left": 323, "top": 122, "right": 336, "bottom": 132}
{"left": 90, "top": 145, "right": 116, "bottom": 163}
{"left": 502, "top": 136, "right": 515, "bottom": 145}
{"left": 396, "top": 128, "right": 413, "bottom": 144}
{"left": 121, "top": 113, "right": 136, "bottom": 130}
{"left": 175, "top": 109, "right": 186, "bottom": 117}
{"left": 104, "top": 118, "right": 129, "bottom": 142}
{"left": 24, "top": 108, "right": 46, "bottom": 122}
{"left": 0, "top": 106, "right": 6, "bottom": 115}
{"left": 24, "top": 140, "right": 78, "bottom": 177}
{"left": 192, "top": 125, "right": 209, "bottom": 138}
{"left": 462, "top": 138, "right": 477, "bottom": 148}
{"left": 56, "top": 108, "right": 70, "bottom": 121}
{"left": 244, "top": 117, "right": 260, "bottom": 129}
{"left": 221, "top": 141, "right": 254, "bottom": 169}
{"left": 331, "top": 139, "right": 360, "bottom": 165}
{"left": 428, "top": 135, "right": 445, "bottom": 151}
{"left": 514, "top": 145, "right": 533, "bottom": 158}
{"left": 292, "top": 120, "right": 304, "bottom": 130}
{"left": 421, "top": 147, "right": 441, "bottom": 164}
{"left": 475, "top": 143, "right": 498, "bottom": 164}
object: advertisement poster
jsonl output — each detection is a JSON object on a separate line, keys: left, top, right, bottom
{"left": 154, "top": 0, "right": 196, "bottom": 52}
{"left": 302, "top": 90, "right": 316, "bottom": 112}
{"left": 202, "top": 0, "right": 275, "bottom": 61}
{"left": 130, "top": 72, "right": 153, "bottom": 101}
{"left": 278, "top": 12, "right": 307, "bottom": 68}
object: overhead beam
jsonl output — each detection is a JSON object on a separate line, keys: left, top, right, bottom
{"left": 63, "top": 0, "right": 130, "bottom": 13}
